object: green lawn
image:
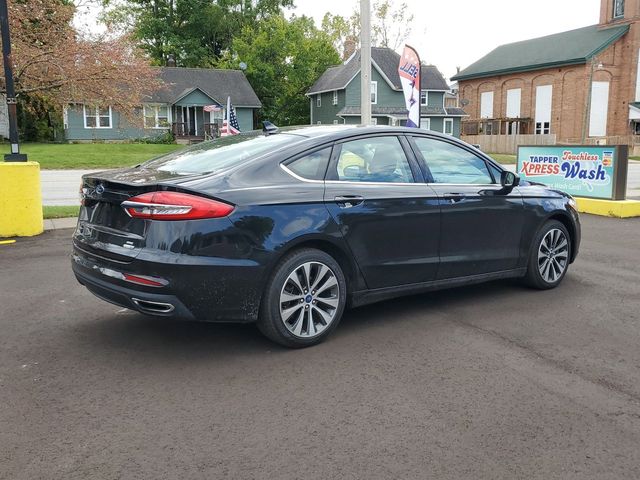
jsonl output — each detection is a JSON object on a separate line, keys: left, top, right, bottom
{"left": 43, "top": 205, "right": 80, "bottom": 219}
{"left": 488, "top": 153, "right": 517, "bottom": 165}
{"left": 1, "top": 143, "right": 183, "bottom": 169}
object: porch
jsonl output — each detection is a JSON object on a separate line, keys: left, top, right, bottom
{"left": 171, "top": 105, "right": 224, "bottom": 141}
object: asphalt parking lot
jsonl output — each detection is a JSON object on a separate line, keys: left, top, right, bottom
{"left": 1, "top": 214, "right": 640, "bottom": 479}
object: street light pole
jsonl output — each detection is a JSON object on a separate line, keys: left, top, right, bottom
{"left": 0, "top": 0, "right": 27, "bottom": 162}
{"left": 360, "top": 0, "right": 371, "bottom": 126}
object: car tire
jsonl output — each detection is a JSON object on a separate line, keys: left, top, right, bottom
{"left": 524, "top": 220, "right": 572, "bottom": 290}
{"left": 257, "top": 248, "right": 347, "bottom": 348}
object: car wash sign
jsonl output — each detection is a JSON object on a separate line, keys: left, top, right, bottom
{"left": 517, "top": 145, "right": 629, "bottom": 200}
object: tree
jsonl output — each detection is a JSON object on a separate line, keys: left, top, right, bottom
{"left": 2, "top": 0, "right": 158, "bottom": 128}
{"left": 217, "top": 15, "right": 340, "bottom": 126}
{"left": 322, "top": 0, "right": 414, "bottom": 56}
{"left": 102, "top": 0, "right": 294, "bottom": 67}
{"left": 372, "top": 0, "right": 413, "bottom": 50}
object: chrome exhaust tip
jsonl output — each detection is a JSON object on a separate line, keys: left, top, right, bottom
{"left": 131, "top": 298, "right": 175, "bottom": 314}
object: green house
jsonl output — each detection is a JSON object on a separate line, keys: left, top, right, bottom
{"left": 64, "top": 67, "right": 261, "bottom": 142}
{"left": 307, "top": 47, "right": 466, "bottom": 136}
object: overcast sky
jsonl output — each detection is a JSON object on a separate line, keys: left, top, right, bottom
{"left": 76, "top": 0, "right": 603, "bottom": 81}
{"left": 292, "top": 0, "right": 602, "bottom": 79}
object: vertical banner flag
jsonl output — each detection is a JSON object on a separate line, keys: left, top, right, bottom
{"left": 221, "top": 96, "right": 240, "bottom": 136}
{"left": 398, "top": 45, "right": 421, "bottom": 128}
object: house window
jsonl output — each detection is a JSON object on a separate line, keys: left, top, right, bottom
{"left": 371, "top": 81, "right": 378, "bottom": 104}
{"left": 317, "top": 95, "right": 321, "bottom": 108}
{"left": 480, "top": 91, "right": 494, "bottom": 119}
{"left": 83, "top": 105, "right": 112, "bottom": 129}
{"left": 589, "top": 81, "right": 610, "bottom": 137}
{"left": 333, "top": 91, "right": 338, "bottom": 105}
{"left": 444, "top": 118, "right": 454, "bottom": 135}
{"left": 420, "top": 90, "right": 427, "bottom": 106}
{"left": 420, "top": 117, "right": 430, "bottom": 130}
{"left": 371, "top": 117, "right": 378, "bottom": 125}
{"left": 143, "top": 104, "right": 170, "bottom": 129}
{"left": 534, "top": 85, "right": 553, "bottom": 135}
{"left": 613, "top": 0, "right": 624, "bottom": 18}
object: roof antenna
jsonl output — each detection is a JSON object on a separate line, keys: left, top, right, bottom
{"left": 262, "top": 121, "right": 279, "bottom": 135}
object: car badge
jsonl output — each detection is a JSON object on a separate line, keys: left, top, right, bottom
{"left": 95, "top": 184, "right": 105, "bottom": 195}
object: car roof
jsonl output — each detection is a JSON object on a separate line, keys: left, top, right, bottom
{"left": 280, "top": 125, "right": 456, "bottom": 142}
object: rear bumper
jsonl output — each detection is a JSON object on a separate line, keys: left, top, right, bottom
{"left": 73, "top": 262, "right": 196, "bottom": 320}
{"left": 72, "top": 246, "right": 266, "bottom": 323}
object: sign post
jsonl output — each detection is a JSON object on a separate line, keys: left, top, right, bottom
{"left": 516, "top": 145, "right": 629, "bottom": 201}
{"left": 0, "top": 0, "right": 27, "bottom": 162}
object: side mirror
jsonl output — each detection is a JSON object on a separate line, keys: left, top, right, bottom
{"left": 501, "top": 170, "right": 520, "bottom": 188}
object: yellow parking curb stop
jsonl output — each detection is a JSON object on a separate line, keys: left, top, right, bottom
{"left": 575, "top": 197, "right": 640, "bottom": 218}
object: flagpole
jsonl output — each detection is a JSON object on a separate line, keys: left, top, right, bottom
{"left": 410, "top": 44, "right": 422, "bottom": 128}
{"left": 360, "top": 0, "right": 371, "bottom": 126}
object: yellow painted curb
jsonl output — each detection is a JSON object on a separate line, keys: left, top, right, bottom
{"left": 575, "top": 197, "right": 640, "bottom": 218}
{"left": 0, "top": 161, "right": 43, "bottom": 237}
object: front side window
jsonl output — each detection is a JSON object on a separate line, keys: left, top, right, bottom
{"left": 334, "top": 136, "right": 414, "bottom": 183}
{"left": 614, "top": 0, "right": 624, "bottom": 18}
{"left": 84, "top": 106, "right": 112, "bottom": 129}
{"left": 144, "top": 104, "right": 170, "bottom": 128}
{"left": 333, "top": 90, "right": 338, "bottom": 105}
{"left": 285, "top": 147, "right": 332, "bottom": 181}
{"left": 371, "top": 81, "right": 378, "bottom": 104}
{"left": 317, "top": 95, "right": 321, "bottom": 107}
{"left": 412, "top": 136, "right": 494, "bottom": 184}
{"left": 420, "top": 90, "right": 427, "bottom": 106}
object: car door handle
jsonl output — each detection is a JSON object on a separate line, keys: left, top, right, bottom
{"left": 444, "top": 192, "right": 466, "bottom": 203}
{"left": 334, "top": 195, "right": 364, "bottom": 208}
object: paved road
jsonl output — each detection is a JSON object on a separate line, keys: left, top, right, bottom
{"left": 41, "top": 169, "right": 104, "bottom": 206}
{"left": 41, "top": 162, "right": 640, "bottom": 205}
{"left": 1, "top": 215, "right": 640, "bottom": 479}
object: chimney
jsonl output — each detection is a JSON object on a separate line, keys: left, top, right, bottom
{"left": 343, "top": 36, "right": 357, "bottom": 62}
{"left": 166, "top": 54, "right": 177, "bottom": 67}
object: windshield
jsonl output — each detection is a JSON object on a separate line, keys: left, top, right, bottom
{"left": 141, "top": 133, "right": 302, "bottom": 175}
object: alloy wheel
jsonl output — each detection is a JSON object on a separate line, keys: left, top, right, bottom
{"left": 537, "top": 228, "right": 569, "bottom": 284}
{"left": 279, "top": 261, "right": 340, "bottom": 338}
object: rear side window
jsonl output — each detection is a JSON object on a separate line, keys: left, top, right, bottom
{"left": 143, "top": 133, "right": 301, "bottom": 175}
{"left": 285, "top": 147, "right": 332, "bottom": 180}
{"left": 333, "top": 136, "right": 414, "bottom": 183}
{"left": 412, "top": 137, "right": 494, "bottom": 184}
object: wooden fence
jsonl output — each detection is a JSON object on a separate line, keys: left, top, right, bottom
{"left": 461, "top": 134, "right": 556, "bottom": 154}
{"left": 462, "top": 134, "right": 640, "bottom": 156}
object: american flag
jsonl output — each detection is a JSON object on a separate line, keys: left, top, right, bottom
{"left": 221, "top": 96, "right": 240, "bottom": 136}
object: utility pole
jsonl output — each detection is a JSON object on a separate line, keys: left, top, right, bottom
{"left": 360, "top": 0, "right": 371, "bottom": 126}
{"left": 0, "top": 0, "right": 27, "bottom": 162}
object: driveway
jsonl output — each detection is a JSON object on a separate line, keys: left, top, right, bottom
{"left": 1, "top": 214, "right": 640, "bottom": 479}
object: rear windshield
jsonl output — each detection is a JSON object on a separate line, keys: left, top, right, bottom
{"left": 142, "top": 133, "right": 302, "bottom": 175}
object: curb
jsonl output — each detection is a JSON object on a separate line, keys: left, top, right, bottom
{"left": 575, "top": 198, "right": 640, "bottom": 218}
{"left": 44, "top": 217, "right": 78, "bottom": 231}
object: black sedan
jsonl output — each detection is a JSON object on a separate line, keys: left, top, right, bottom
{"left": 72, "top": 126, "right": 580, "bottom": 347}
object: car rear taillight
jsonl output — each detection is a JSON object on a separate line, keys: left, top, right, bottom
{"left": 122, "top": 191, "right": 234, "bottom": 220}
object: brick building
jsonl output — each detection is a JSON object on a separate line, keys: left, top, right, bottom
{"left": 452, "top": 0, "right": 640, "bottom": 146}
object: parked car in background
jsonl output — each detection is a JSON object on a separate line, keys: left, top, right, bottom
{"left": 72, "top": 125, "right": 580, "bottom": 347}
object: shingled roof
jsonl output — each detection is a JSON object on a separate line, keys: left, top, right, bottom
{"left": 452, "top": 24, "right": 630, "bottom": 82}
{"left": 147, "top": 67, "right": 262, "bottom": 107}
{"left": 307, "top": 47, "right": 450, "bottom": 95}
